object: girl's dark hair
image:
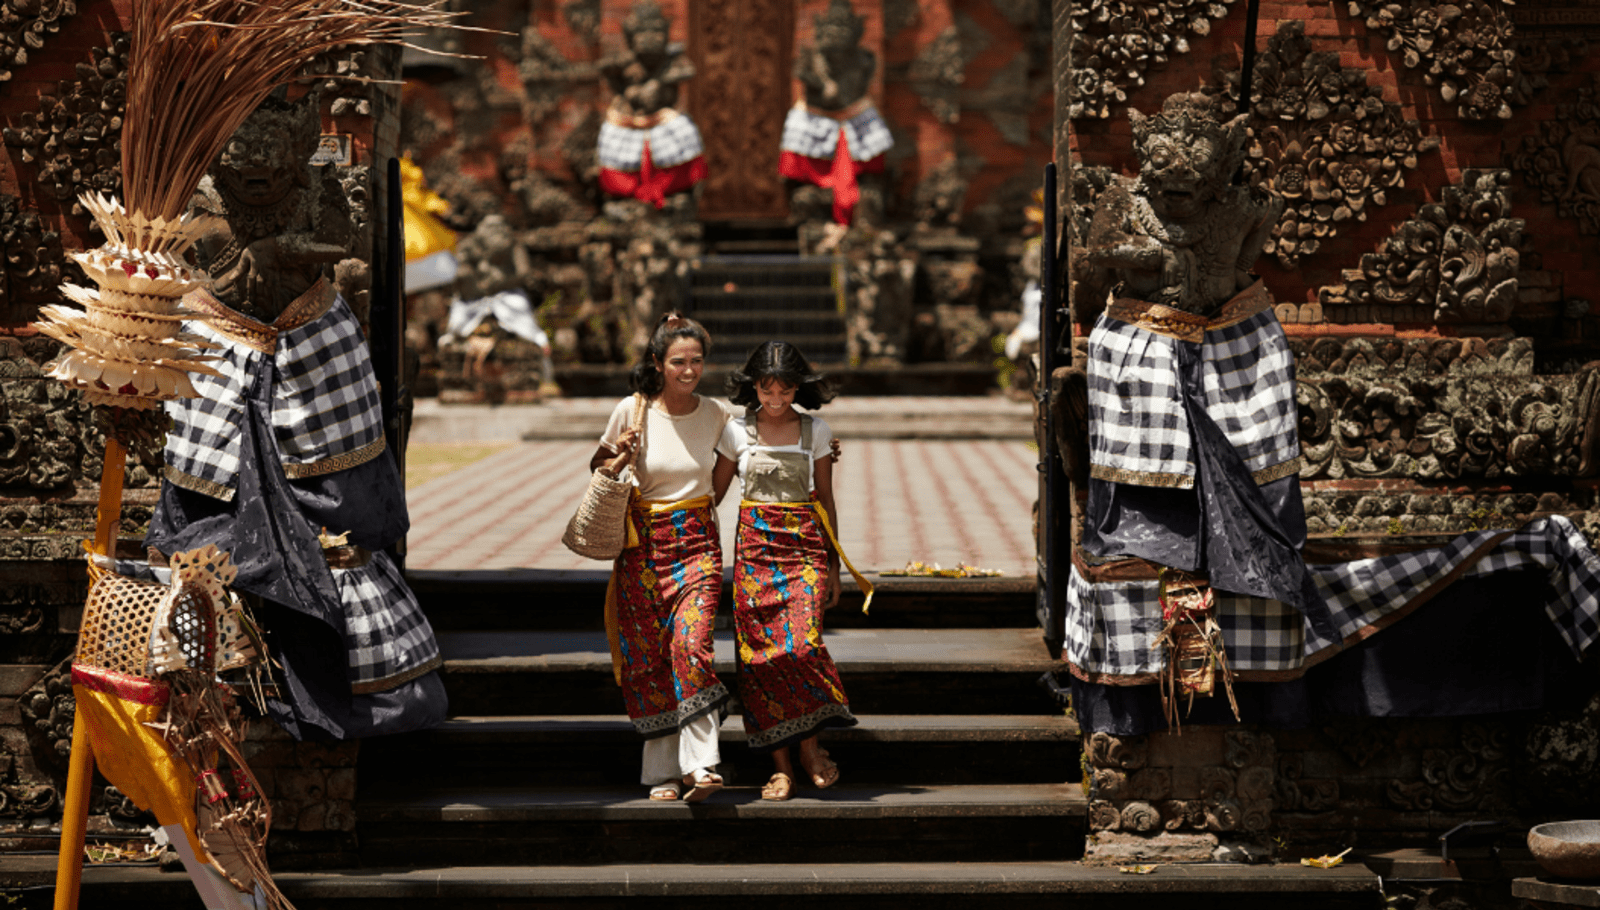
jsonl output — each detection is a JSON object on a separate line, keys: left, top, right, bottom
{"left": 629, "top": 311, "right": 711, "bottom": 395}
{"left": 727, "top": 341, "right": 836, "bottom": 410}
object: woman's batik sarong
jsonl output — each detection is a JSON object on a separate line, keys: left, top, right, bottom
{"left": 732, "top": 501, "right": 857, "bottom": 751}
{"left": 613, "top": 498, "right": 728, "bottom": 738}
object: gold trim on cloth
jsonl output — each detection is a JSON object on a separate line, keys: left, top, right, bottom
{"left": 1252, "top": 456, "right": 1304, "bottom": 485}
{"left": 1106, "top": 280, "right": 1274, "bottom": 343}
{"left": 351, "top": 654, "right": 442, "bottom": 696}
{"left": 605, "top": 101, "right": 682, "bottom": 130}
{"left": 280, "top": 435, "right": 388, "bottom": 479}
{"left": 1090, "top": 464, "right": 1195, "bottom": 489}
{"left": 1090, "top": 456, "right": 1303, "bottom": 489}
{"left": 795, "top": 96, "right": 874, "bottom": 121}
{"left": 163, "top": 464, "right": 237, "bottom": 502}
{"left": 183, "top": 276, "right": 336, "bottom": 354}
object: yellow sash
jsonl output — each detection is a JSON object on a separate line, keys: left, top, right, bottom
{"left": 604, "top": 495, "right": 714, "bottom": 686}
{"left": 741, "top": 499, "right": 874, "bottom": 616}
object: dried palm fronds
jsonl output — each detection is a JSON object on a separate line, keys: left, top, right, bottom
{"left": 122, "top": 0, "right": 467, "bottom": 222}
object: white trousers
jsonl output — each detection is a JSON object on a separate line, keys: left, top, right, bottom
{"left": 640, "top": 712, "right": 720, "bottom": 785}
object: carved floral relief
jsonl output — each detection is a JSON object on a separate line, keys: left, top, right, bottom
{"left": 1510, "top": 74, "right": 1600, "bottom": 237}
{"left": 1318, "top": 169, "right": 1521, "bottom": 324}
{"left": 2, "top": 31, "right": 126, "bottom": 219}
{"left": 1066, "top": 0, "right": 1240, "bottom": 120}
{"left": 1335, "top": 0, "right": 1565, "bottom": 120}
{"left": 0, "top": 0, "right": 76, "bottom": 82}
{"left": 1206, "top": 21, "right": 1438, "bottom": 270}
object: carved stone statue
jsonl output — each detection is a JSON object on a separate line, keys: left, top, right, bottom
{"left": 187, "top": 90, "right": 355, "bottom": 324}
{"left": 779, "top": 0, "right": 893, "bottom": 226}
{"left": 1082, "top": 93, "right": 1282, "bottom": 317}
{"left": 1069, "top": 93, "right": 1336, "bottom": 717}
{"left": 145, "top": 89, "right": 447, "bottom": 742}
{"left": 596, "top": 1, "right": 707, "bottom": 216}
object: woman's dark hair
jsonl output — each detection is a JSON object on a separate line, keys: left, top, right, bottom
{"left": 629, "top": 311, "right": 711, "bottom": 395}
{"left": 727, "top": 341, "right": 836, "bottom": 410}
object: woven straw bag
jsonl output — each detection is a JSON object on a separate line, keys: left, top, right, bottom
{"left": 562, "top": 394, "right": 646, "bottom": 560}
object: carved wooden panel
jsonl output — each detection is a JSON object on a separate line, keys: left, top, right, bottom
{"left": 687, "top": 0, "right": 792, "bottom": 220}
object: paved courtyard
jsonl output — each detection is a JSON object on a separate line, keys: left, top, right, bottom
{"left": 402, "top": 396, "right": 1042, "bottom": 578}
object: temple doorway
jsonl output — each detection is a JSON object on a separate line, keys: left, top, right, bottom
{"left": 685, "top": 0, "right": 794, "bottom": 222}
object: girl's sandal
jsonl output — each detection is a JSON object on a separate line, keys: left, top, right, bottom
{"left": 649, "top": 781, "right": 682, "bottom": 801}
{"left": 761, "top": 772, "right": 794, "bottom": 801}
{"left": 681, "top": 769, "right": 724, "bottom": 804}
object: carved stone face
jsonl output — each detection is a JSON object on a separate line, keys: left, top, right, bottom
{"left": 216, "top": 120, "right": 300, "bottom": 207}
{"left": 816, "top": 20, "right": 856, "bottom": 52}
{"left": 1129, "top": 95, "right": 1248, "bottom": 222}
{"left": 628, "top": 25, "right": 666, "bottom": 57}
{"left": 1137, "top": 131, "right": 1220, "bottom": 220}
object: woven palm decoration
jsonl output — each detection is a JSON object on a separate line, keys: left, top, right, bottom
{"left": 46, "top": 4, "right": 471, "bottom": 910}
{"left": 34, "top": 0, "right": 465, "bottom": 410}
{"left": 73, "top": 545, "right": 282, "bottom": 905}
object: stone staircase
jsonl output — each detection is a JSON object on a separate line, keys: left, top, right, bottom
{"left": 685, "top": 255, "right": 849, "bottom": 365}
{"left": 351, "top": 574, "right": 1086, "bottom": 882}
{"left": 13, "top": 573, "right": 1392, "bottom": 908}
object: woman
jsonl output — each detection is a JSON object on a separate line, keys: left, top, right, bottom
{"left": 712, "top": 341, "right": 870, "bottom": 800}
{"left": 591, "top": 312, "right": 730, "bottom": 802}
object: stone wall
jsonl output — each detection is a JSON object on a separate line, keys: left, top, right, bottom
{"left": 1056, "top": 0, "right": 1600, "bottom": 859}
{"left": 399, "top": 0, "right": 1056, "bottom": 388}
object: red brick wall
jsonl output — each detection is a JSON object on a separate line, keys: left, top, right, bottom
{"left": 1068, "top": 2, "right": 1600, "bottom": 314}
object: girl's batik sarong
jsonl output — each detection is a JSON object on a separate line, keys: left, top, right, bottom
{"left": 614, "top": 499, "right": 728, "bottom": 738}
{"left": 733, "top": 501, "right": 857, "bottom": 751}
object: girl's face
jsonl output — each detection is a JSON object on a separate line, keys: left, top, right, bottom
{"left": 757, "top": 377, "right": 797, "bottom": 414}
{"left": 656, "top": 337, "right": 704, "bottom": 394}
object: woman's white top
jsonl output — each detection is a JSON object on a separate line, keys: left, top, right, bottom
{"left": 599, "top": 394, "right": 731, "bottom": 502}
{"left": 715, "top": 410, "right": 833, "bottom": 498}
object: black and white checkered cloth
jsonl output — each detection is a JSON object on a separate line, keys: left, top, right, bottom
{"left": 779, "top": 104, "right": 894, "bottom": 162}
{"left": 597, "top": 113, "right": 705, "bottom": 171}
{"left": 163, "top": 296, "right": 385, "bottom": 499}
{"left": 1065, "top": 516, "right": 1600, "bottom": 680}
{"left": 336, "top": 550, "right": 442, "bottom": 692}
{"left": 1087, "top": 308, "right": 1299, "bottom": 486}
{"left": 270, "top": 297, "right": 384, "bottom": 471}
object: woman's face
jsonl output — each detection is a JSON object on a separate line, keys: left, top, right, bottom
{"left": 656, "top": 337, "right": 704, "bottom": 395}
{"left": 757, "top": 377, "right": 797, "bottom": 414}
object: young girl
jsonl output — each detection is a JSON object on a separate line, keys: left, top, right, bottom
{"left": 712, "top": 341, "right": 871, "bottom": 801}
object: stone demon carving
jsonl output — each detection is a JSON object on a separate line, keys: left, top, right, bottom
{"left": 1081, "top": 94, "right": 1283, "bottom": 317}
{"left": 1062, "top": 93, "right": 1334, "bottom": 719}
{"left": 595, "top": 1, "right": 707, "bottom": 213}
{"left": 189, "top": 89, "right": 354, "bottom": 322}
{"left": 780, "top": 0, "right": 894, "bottom": 226}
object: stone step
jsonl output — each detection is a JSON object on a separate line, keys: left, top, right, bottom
{"left": 17, "top": 857, "right": 1385, "bottom": 909}
{"left": 435, "top": 628, "right": 1062, "bottom": 717}
{"left": 358, "top": 713, "right": 1081, "bottom": 788}
{"left": 689, "top": 285, "right": 838, "bottom": 307}
{"left": 696, "top": 310, "right": 846, "bottom": 337}
{"left": 409, "top": 570, "right": 1037, "bottom": 631}
{"left": 352, "top": 783, "right": 1087, "bottom": 867}
{"left": 706, "top": 333, "right": 849, "bottom": 363}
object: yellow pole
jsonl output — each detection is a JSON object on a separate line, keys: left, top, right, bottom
{"left": 54, "top": 437, "right": 126, "bottom": 910}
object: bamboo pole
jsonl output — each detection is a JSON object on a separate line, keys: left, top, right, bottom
{"left": 54, "top": 437, "right": 126, "bottom": 910}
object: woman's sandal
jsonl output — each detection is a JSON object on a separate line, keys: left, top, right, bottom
{"left": 681, "top": 769, "right": 724, "bottom": 804}
{"left": 761, "top": 772, "right": 794, "bottom": 801}
{"left": 648, "top": 781, "right": 682, "bottom": 801}
{"left": 806, "top": 756, "right": 840, "bottom": 790}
